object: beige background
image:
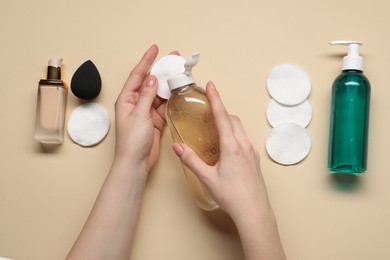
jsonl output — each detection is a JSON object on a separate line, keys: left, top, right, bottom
{"left": 1, "top": 0, "right": 389, "bottom": 259}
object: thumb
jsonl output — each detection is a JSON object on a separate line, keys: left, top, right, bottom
{"left": 135, "top": 75, "right": 158, "bottom": 114}
{"left": 172, "top": 143, "right": 211, "bottom": 184}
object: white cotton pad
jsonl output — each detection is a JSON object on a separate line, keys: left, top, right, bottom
{"left": 267, "top": 64, "right": 311, "bottom": 106}
{"left": 266, "top": 98, "right": 312, "bottom": 128}
{"left": 150, "top": 55, "right": 186, "bottom": 99}
{"left": 67, "top": 102, "right": 110, "bottom": 147}
{"left": 265, "top": 122, "right": 311, "bottom": 165}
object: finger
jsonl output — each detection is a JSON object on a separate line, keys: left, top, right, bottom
{"left": 134, "top": 75, "right": 158, "bottom": 115}
{"left": 154, "top": 99, "right": 167, "bottom": 121}
{"left": 122, "top": 44, "right": 159, "bottom": 94}
{"left": 230, "top": 115, "right": 247, "bottom": 140}
{"left": 229, "top": 115, "right": 255, "bottom": 152}
{"left": 172, "top": 143, "right": 211, "bottom": 184}
{"left": 152, "top": 95, "right": 165, "bottom": 109}
{"left": 205, "top": 81, "right": 234, "bottom": 143}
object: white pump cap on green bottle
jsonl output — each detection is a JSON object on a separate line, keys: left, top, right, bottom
{"left": 330, "top": 41, "right": 364, "bottom": 71}
{"left": 168, "top": 52, "right": 200, "bottom": 91}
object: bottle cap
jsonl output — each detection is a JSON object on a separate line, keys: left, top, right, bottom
{"left": 150, "top": 55, "right": 186, "bottom": 99}
{"left": 330, "top": 40, "right": 364, "bottom": 71}
{"left": 168, "top": 52, "right": 200, "bottom": 91}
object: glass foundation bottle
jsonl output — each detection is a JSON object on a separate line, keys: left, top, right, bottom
{"left": 166, "top": 53, "right": 220, "bottom": 211}
{"left": 328, "top": 41, "right": 371, "bottom": 175}
{"left": 33, "top": 58, "right": 68, "bottom": 144}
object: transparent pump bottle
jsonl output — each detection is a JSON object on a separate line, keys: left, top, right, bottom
{"left": 328, "top": 41, "right": 371, "bottom": 174}
{"left": 34, "top": 58, "right": 68, "bottom": 144}
{"left": 166, "top": 53, "right": 220, "bottom": 211}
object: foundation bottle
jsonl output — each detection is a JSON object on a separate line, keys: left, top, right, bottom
{"left": 166, "top": 53, "right": 220, "bottom": 211}
{"left": 328, "top": 41, "right": 371, "bottom": 174}
{"left": 33, "top": 58, "right": 68, "bottom": 144}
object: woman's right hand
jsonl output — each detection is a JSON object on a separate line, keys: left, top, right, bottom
{"left": 172, "top": 81, "right": 286, "bottom": 260}
{"left": 172, "top": 81, "right": 271, "bottom": 220}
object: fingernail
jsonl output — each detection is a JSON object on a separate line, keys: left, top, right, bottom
{"left": 207, "top": 81, "right": 216, "bottom": 90}
{"left": 147, "top": 75, "right": 157, "bottom": 87}
{"left": 172, "top": 143, "right": 184, "bottom": 157}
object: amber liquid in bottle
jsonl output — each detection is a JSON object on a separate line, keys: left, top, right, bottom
{"left": 166, "top": 83, "right": 219, "bottom": 211}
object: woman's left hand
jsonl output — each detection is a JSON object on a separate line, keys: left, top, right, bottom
{"left": 114, "top": 44, "right": 166, "bottom": 173}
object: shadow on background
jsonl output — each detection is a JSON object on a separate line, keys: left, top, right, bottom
{"left": 330, "top": 172, "right": 361, "bottom": 192}
{"left": 34, "top": 143, "right": 62, "bottom": 153}
{"left": 204, "top": 209, "right": 238, "bottom": 234}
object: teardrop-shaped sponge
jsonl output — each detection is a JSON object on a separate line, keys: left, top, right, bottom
{"left": 71, "top": 60, "right": 102, "bottom": 100}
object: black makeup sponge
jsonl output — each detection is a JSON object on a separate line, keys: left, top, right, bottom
{"left": 71, "top": 60, "right": 102, "bottom": 100}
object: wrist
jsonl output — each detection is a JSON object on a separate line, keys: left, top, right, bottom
{"left": 111, "top": 155, "right": 150, "bottom": 183}
{"left": 229, "top": 200, "right": 276, "bottom": 229}
{"left": 230, "top": 203, "right": 286, "bottom": 260}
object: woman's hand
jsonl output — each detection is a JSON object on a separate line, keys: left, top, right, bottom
{"left": 172, "top": 81, "right": 286, "bottom": 260}
{"left": 114, "top": 44, "right": 166, "bottom": 174}
{"left": 67, "top": 45, "right": 180, "bottom": 260}
{"left": 172, "top": 81, "right": 269, "bottom": 218}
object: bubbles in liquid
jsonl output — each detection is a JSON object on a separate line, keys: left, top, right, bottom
{"left": 166, "top": 84, "right": 220, "bottom": 210}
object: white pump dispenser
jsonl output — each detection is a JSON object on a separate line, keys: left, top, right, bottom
{"left": 328, "top": 40, "right": 371, "bottom": 174}
{"left": 168, "top": 52, "right": 200, "bottom": 91}
{"left": 48, "top": 57, "right": 63, "bottom": 68}
{"left": 330, "top": 41, "right": 363, "bottom": 71}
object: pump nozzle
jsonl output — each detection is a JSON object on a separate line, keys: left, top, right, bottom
{"left": 48, "top": 57, "right": 63, "bottom": 68}
{"left": 47, "top": 57, "right": 63, "bottom": 80}
{"left": 184, "top": 52, "right": 200, "bottom": 76}
{"left": 168, "top": 52, "right": 200, "bottom": 91}
{"left": 330, "top": 40, "right": 364, "bottom": 71}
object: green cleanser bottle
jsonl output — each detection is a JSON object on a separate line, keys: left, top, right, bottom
{"left": 328, "top": 41, "right": 371, "bottom": 175}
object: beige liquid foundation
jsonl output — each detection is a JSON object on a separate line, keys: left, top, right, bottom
{"left": 33, "top": 58, "right": 67, "bottom": 144}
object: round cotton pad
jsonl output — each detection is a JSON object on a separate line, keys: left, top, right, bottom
{"left": 265, "top": 122, "right": 311, "bottom": 165}
{"left": 150, "top": 55, "right": 186, "bottom": 99}
{"left": 266, "top": 99, "right": 312, "bottom": 128}
{"left": 267, "top": 64, "right": 311, "bottom": 106}
{"left": 67, "top": 103, "right": 110, "bottom": 147}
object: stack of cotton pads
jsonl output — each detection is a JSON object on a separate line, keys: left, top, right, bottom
{"left": 265, "top": 64, "right": 312, "bottom": 165}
